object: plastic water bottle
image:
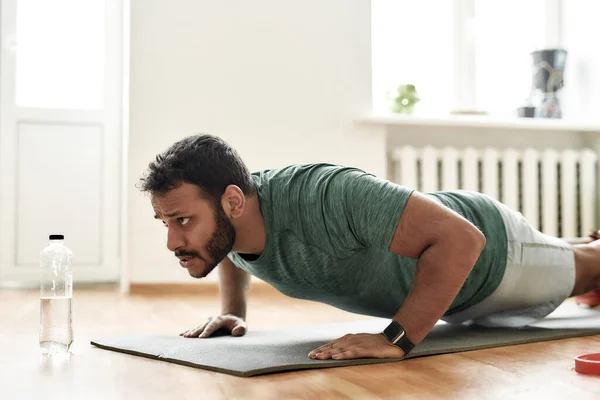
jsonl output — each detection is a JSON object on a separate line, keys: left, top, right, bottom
{"left": 39, "top": 234, "right": 74, "bottom": 354}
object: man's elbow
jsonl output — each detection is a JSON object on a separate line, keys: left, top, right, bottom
{"left": 463, "top": 222, "right": 486, "bottom": 255}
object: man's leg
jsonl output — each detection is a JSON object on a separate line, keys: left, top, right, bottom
{"left": 562, "top": 230, "right": 600, "bottom": 245}
{"left": 575, "top": 290, "right": 600, "bottom": 307}
{"left": 571, "top": 239, "right": 600, "bottom": 307}
{"left": 564, "top": 237, "right": 594, "bottom": 245}
{"left": 462, "top": 236, "right": 600, "bottom": 327}
{"left": 452, "top": 196, "right": 600, "bottom": 326}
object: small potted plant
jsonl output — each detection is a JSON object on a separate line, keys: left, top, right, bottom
{"left": 389, "top": 84, "right": 420, "bottom": 114}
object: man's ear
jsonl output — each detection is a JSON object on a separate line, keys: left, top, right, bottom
{"left": 221, "top": 185, "right": 245, "bottom": 218}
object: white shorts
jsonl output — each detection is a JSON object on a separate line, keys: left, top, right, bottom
{"left": 442, "top": 199, "right": 576, "bottom": 327}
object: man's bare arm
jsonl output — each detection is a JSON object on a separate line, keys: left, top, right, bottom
{"left": 307, "top": 190, "right": 486, "bottom": 361}
{"left": 219, "top": 256, "right": 251, "bottom": 319}
{"left": 390, "top": 191, "right": 486, "bottom": 345}
{"left": 180, "top": 257, "right": 251, "bottom": 338}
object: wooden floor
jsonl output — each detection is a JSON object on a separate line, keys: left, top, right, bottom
{"left": 1, "top": 284, "right": 599, "bottom": 400}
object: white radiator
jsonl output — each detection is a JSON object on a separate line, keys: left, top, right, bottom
{"left": 391, "top": 146, "right": 598, "bottom": 238}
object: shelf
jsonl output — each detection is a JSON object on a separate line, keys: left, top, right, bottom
{"left": 358, "top": 114, "right": 600, "bottom": 133}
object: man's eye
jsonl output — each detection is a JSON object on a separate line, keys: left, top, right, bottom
{"left": 178, "top": 217, "right": 190, "bottom": 226}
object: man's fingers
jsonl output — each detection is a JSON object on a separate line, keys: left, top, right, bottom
{"left": 331, "top": 348, "right": 362, "bottom": 360}
{"left": 315, "top": 345, "right": 349, "bottom": 360}
{"left": 182, "top": 318, "right": 212, "bottom": 338}
{"left": 181, "top": 316, "right": 247, "bottom": 339}
{"left": 309, "top": 340, "right": 344, "bottom": 358}
{"left": 314, "top": 345, "right": 369, "bottom": 360}
{"left": 309, "top": 334, "right": 369, "bottom": 358}
{"left": 312, "top": 341, "right": 335, "bottom": 353}
{"left": 187, "top": 321, "right": 211, "bottom": 337}
{"left": 311, "top": 335, "right": 352, "bottom": 354}
{"left": 199, "top": 319, "right": 225, "bottom": 338}
{"left": 312, "top": 344, "right": 327, "bottom": 353}
{"left": 198, "top": 323, "right": 216, "bottom": 338}
{"left": 231, "top": 321, "right": 248, "bottom": 337}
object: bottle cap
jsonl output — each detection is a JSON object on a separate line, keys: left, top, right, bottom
{"left": 574, "top": 353, "right": 600, "bottom": 375}
{"left": 49, "top": 234, "right": 64, "bottom": 240}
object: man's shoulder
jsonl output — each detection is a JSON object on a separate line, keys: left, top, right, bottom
{"left": 250, "top": 163, "right": 378, "bottom": 211}
{"left": 251, "top": 163, "right": 364, "bottom": 184}
{"left": 253, "top": 162, "right": 376, "bottom": 178}
{"left": 251, "top": 162, "right": 351, "bottom": 175}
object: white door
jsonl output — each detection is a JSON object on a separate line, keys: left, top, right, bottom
{"left": 0, "top": 0, "right": 124, "bottom": 284}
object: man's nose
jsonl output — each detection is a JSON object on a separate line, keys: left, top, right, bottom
{"left": 166, "top": 227, "right": 184, "bottom": 252}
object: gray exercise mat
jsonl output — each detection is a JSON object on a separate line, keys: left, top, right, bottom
{"left": 91, "top": 303, "right": 600, "bottom": 377}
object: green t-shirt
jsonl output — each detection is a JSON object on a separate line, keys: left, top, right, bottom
{"left": 228, "top": 164, "right": 507, "bottom": 318}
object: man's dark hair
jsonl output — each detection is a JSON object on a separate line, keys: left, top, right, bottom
{"left": 138, "top": 134, "right": 256, "bottom": 201}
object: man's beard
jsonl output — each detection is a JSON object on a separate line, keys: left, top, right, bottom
{"left": 198, "top": 203, "right": 236, "bottom": 278}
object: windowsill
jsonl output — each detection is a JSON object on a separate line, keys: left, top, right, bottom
{"left": 358, "top": 113, "right": 600, "bottom": 133}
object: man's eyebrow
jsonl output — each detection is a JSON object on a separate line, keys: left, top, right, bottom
{"left": 154, "top": 211, "right": 181, "bottom": 219}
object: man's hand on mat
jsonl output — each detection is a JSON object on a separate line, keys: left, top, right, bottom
{"left": 180, "top": 314, "right": 247, "bottom": 338}
{"left": 308, "top": 333, "right": 405, "bottom": 360}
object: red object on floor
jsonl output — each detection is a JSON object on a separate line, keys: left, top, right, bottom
{"left": 575, "top": 353, "right": 600, "bottom": 375}
{"left": 575, "top": 289, "right": 600, "bottom": 308}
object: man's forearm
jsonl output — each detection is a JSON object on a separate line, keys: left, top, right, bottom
{"left": 218, "top": 258, "right": 251, "bottom": 319}
{"left": 393, "top": 231, "right": 485, "bottom": 344}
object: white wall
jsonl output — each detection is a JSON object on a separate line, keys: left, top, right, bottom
{"left": 127, "top": 0, "right": 384, "bottom": 283}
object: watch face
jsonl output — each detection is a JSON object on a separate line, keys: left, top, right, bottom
{"left": 384, "top": 321, "right": 404, "bottom": 344}
{"left": 383, "top": 321, "right": 415, "bottom": 355}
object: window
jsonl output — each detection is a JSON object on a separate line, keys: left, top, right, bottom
{"left": 473, "top": 0, "right": 548, "bottom": 116}
{"left": 372, "top": 0, "right": 557, "bottom": 117}
{"left": 371, "top": 0, "right": 454, "bottom": 116}
{"left": 16, "top": 0, "right": 105, "bottom": 110}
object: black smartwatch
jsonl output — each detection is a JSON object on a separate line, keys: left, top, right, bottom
{"left": 382, "top": 320, "right": 415, "bottom": 355}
